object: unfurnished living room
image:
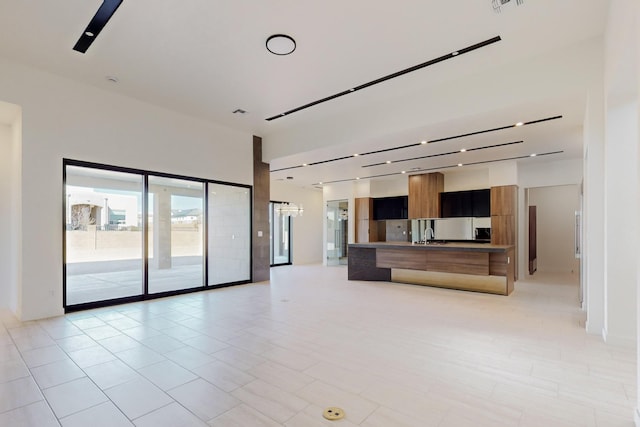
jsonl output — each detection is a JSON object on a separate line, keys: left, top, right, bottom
{"left": 1, "top": 1, "right": 639, "bottom": 426}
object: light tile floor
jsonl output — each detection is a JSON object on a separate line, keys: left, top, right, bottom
{"left": 0, "top": 265, "right": 636, "bottom": 426}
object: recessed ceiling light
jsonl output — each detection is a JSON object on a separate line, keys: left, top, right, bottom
{"left": 386, "top": 160, "right": 391, "bottom": 164}
{"left": 302, "top": 163, "right": 308, "bottom": 166}
{"left": 452, "top": 51, "right": 459, "bottom": 56}
{"left": 530, "top": 153, "right": 537, "bottom": 157}
{"left": 353, "top": 153, "right": 359, "bottom": 157}
{"left": 349, "top": 88, "right": 355, "bottom": 92}
{"left": 401, "top": 171, "right": 406, "bottom": 174}
{"left": 85, "top": 31, "right": 95, "bottom": 37}
{"left": 460, "top": 148, "right": 466, "bottom": 152}
{"left": 105, "top": 76, "right": 118, "bottom": 83}
{"left": 421, "top": 140, "right": 427, "bottom": 144}
{"left": 319, "top": 182, "right": 323, "bottom": 185}
{"left": 266, "top": 34, "right": 296, "bottom": 55}
{"left": 515, "top": 122, "right": 524, "bottom": 127}
{"left": 356, "top": 177, "right": 360, "bottom": 180}
{"left": 458, "top": 163, "right": 463, "bottom": 167}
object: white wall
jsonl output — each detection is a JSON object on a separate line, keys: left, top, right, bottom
{"left": 528, "top": 185, "right": 581, "bottom": 274}
{"left": 603, "top": 0, "right": 639, "bottom": 348}
{"left": 11, "top": 113, "right": 22, "bottom": 317}
{"left": 443, "top": 169, "right": 489, "bottom": 192}
{"left": 0, "top": 123, "right": 12, "bottom": 308}
{"left": 489, "top": 162, "right": 518, "bottom": 187}
{"left": 519, "top": 159, "right": 583, "bottom": 188}
{"left": 370, "top": 177, "right": 407, "bottom": 197}
{"left": 583, "top": 73, "right": 606, "bottom": 336}
{"left": 603, "top": 100, "right": 638, "bottom": 345}
{"left": 271, "top": 182, "right": 324, "bottom": 265}
{"left": 0, "top": 58, "right": 253, "bottom": 321}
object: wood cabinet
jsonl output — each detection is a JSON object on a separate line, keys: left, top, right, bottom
{"left": 408, "top": 172, "right": 444, "bottom": 219}
{"left": 491, "top": 215, "right": 516, "bottom": 245}
{"left": 490, "top": 185, "right": 517, "bottom": 279}
{"left": 491, "top": 185, "right": 517, "bottom": 216}
{"left": 348, "top": 243, "right": 515, "bottom": 295}
{"left": 355, "top": 197, "right": 377, "bottom": 243}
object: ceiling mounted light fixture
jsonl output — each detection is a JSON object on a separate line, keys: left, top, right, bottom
{"left": 73, "top": 0, "right": 124, "bottom": 54}
{"left": 266, "top": 34, "right": 296, "bottom": 55}
{"left": 266, "top": 36, "right": 502, "bottom": 120}
{"left": 275, "top": 202, "right": 304, "bottom": 217}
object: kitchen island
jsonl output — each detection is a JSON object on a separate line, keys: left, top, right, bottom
{"left": 348, "top": 242, "right": 515, "bottom": 295}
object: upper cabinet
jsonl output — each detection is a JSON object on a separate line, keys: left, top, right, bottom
{"left": 490, "top": 185, "right": 517, "bottom": 216}
{"left": 490, "top": 185, "right": 518, "bottom": 279}
{"left": 372, "top": 196, "right": 408, "bottom": 220}
{"left": 408, "top": 172, "right": 444, "bottom": 219}
{"left": 355, "top": 197, "right": 372, "bottom": 220}
{"left": 440, "top": 189, "right": 490, "bottom": 218}
{"left": 355, "top": 197, "right": 377, "bottom": 243}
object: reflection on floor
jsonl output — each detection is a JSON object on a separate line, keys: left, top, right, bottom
{"left": 0, "top": 266, "right": 635, "bottom": 426}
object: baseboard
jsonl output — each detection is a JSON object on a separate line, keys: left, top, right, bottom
{"left": 602, "top": 328, "right": 636, "bottom": 348}
{"left": 585, "top": 319, "right": 604, "bottom": 336}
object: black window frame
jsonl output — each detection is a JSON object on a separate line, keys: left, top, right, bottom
{"left": 63, "top": 158, "right": 253, "bottom": 313}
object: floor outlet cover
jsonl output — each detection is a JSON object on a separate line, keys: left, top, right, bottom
{"left": 323, "top": 407, "right": 345, "bottom": 420}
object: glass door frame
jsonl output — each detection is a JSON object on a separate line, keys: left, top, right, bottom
{"left": 269, "top": 201, "right": 292, "bottom": 267}
{"left": 326, "top": 199, "right": 348, "bottom": 266}
{"left": 63, "top": 158, "right": 253, "bottom": 312}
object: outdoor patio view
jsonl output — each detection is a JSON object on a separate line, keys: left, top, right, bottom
{"left": 64, "top": 163, "right": 250, "bottom": 307}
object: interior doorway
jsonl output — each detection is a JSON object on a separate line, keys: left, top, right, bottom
{"left": 529, "top": 205, "right": 537, "bottom": 275}
{"left": 327, "top": 200, "right": 349, "bottom": 266}
{"left": 526, "top": 185, "right": 580, "bottom": 279}
{"left": 269, "top": 201, "right": 292, "bottom": 266}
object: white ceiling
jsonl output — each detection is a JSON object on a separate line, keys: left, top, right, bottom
{"left": 0, "top": 0, "right": 609, "bottom": 187}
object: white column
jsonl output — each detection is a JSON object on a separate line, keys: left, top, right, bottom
{"left": 583, "top": 86, "right": 606, "bottom": 335}
{"left": 603, "top": 99, "right": 638, "bottom": 345}
{"left": 102, "top": 198, "right": 108, "bottom": 227}
{"left": 153, "top": 188, "right": 172, "bottom": 269}
{"left": 602, "top": 0, "right": 640, "bottom": 347}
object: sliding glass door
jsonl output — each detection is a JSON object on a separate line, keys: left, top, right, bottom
{"left": 270, "top": 202, "right": 292, "bottom": 266}
{"left": 65, "top": 166, "right": 144, "bottom": 305}
{"left": 327, "top": 200, "right": 348, "bottom": 266}
{"left": 208, "top": 183, "right": 251, "bottom": 285}
{"left": 147, "top": 176, "right": 204, "bottom": 293}
{"left": 64, "top": 160, "right": 252, "bottom": 310}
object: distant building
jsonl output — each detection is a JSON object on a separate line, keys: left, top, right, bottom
{"left": 66, "top": 186, "right": 138, "bottom": 229}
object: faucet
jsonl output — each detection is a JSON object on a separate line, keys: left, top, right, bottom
{"left": 425, "top": 227, "right": 434, "bottom": 243}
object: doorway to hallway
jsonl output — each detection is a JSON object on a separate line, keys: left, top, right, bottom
{"left": 525, "top": 185, "right": 581, "bottom": 303}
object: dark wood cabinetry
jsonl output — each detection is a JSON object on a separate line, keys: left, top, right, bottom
{"left": 355, "top": 197, "right": 377, "bottom": 243}
{"left": 408, "top": 172, "right": 444, "bottom": 219}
